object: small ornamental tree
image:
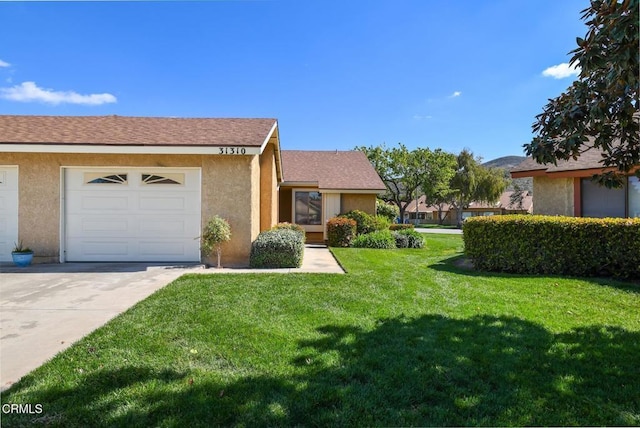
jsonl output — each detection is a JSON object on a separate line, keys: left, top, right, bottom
{"left": 201, "top": 216, "right": 232, "bottom": 268}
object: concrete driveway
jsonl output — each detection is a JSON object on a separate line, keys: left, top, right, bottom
{"left": 0, "top": 263, "right": 199, "bottom": 391}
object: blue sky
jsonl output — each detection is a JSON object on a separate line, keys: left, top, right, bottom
{"left": 1, "top": 0, "right": 586, "bottom": 161}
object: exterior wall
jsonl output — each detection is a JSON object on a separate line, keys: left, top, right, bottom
{"left": 1, "top": 152, "right": 262, "bottom": 265}
{"left": 305, "top": 232, "right": 324, "bottom": 243}
{"left": 340, "top": 193, "right": 376, "bottom": 215}
{"left": 278, "top": 187, "right": 293, "bottom": 223}
{"left": 259, "top": 143, "right": 278, "bottom": 231}
{"left": 533, "top": 176, "right": 574, "bottom": 216}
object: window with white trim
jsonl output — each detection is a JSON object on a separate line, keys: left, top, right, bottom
{"left": 295, "top": 191, "right": 322, "bottom": 225}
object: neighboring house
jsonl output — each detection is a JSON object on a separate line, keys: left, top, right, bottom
{"left": 0, "top": 115, "right": 282, "bottom": 265}
{"left": 511, "top": 150, "right": 640, "bottom": 218}
{"left": 279, "top": 150, "right": 387, "bottom": 242}
{"left": 404, "top": 191, "right": 533, "bottom": 225}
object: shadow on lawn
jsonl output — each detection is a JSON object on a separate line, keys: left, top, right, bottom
{"left": 5, "top": 316, "right": 639, "bottom": 427}
{"left": 430, "top": 255, "right": 640, "bottom": 293}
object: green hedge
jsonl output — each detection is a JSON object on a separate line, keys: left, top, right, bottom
{"left": 389, "top": 224, "right": 415, "bottom": 231}
{"left": 351, "top": 230, "right": 396, "bottom": 249}
{"left": 327, "top": 217, "right": 357, "bottom": 247}
{"left": 463, "top": 215, "right": 640, "bottom": 278}
{"left": 394, "top": 229, "right": 425, "bottom": 249}
{"left": 249, "top": 229, "right": 305, "bottom": 268}
{"left": 341, "top": 210, "right": 389, "bottom": 235}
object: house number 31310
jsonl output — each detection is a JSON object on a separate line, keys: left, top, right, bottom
{"left": 219, "top": 147, "right": 247, "bottom": 155}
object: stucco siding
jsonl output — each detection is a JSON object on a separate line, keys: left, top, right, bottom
{"left": 533, "top": 176, "right": 574, "bottom": 216}
{"left": 341, "top": 193, "right": 377, "bottom": 215}
{"left": 259, "top": 143, "right": 278, "bottom": 231}
{"left": 1, "top": 152, "right": 260, "bottom": 265}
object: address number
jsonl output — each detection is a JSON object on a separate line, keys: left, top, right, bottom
{"left": 219, "top": 147, "right": 247, "bottom": 155}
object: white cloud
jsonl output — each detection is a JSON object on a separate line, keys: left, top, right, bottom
{"left": 542, "top": 62, "right": 580, "bottom": 79}
{"left": 0, "top": 59, "right": 10, "bottom": 68}
{"left": 0, "top": 81, "right": 117, "bottom": 105}
{"left": 413, "top": 114, "right": 433, "bottom": 121}
{"left": 450, "top": 91, "right": 462, "bottom": 97}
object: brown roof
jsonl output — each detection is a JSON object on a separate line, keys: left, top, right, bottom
{"left": 281, "top": 150, "right": 386, "bottom": 191}
{"left": 467, "top": 191, "right": 533, "bottom": 212}
{"left": 0, "top": 115, "right": 277, "bottom": 146}
{"left": 406, "top": 191, "right": 533, "bottom": 213}
{"left": 510, "top": 144, "right": 636, "bottom": 176}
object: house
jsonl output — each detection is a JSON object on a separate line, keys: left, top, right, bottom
{"left": 0, "top": 115, "right": 385, "bottom": 265}
{"left": 0, "top": 115, "right": 282, "bottom": 265}
{"left": 404, "top": 191, "right": 533, "bottom": 225}
{"left": 511, "top": 149, "right": 640, "bottom": 218}
{"left": 278, "top": 150, "right": 386, "bottom": 242}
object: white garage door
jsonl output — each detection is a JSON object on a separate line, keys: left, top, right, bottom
{"left": 0, "top": 166, "right": 19, "bottom": 263}
{"left": 64, "top": 168, "right": 201, "bottom": 262}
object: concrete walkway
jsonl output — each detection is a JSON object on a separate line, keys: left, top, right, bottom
{"left": 416, "top": 227, "right": 463, "bottom": 235}
{"left": 201, "top": 244, "right": 344, "bottom": 274}
{"left": 0, "top": 245, "right": 342, "bottom": 390}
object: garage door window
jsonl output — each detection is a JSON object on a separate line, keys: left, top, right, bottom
{"left": 85, "top": 173, "right": 128, "bottom": 185}
{"left": 142, "top": 173, "right": 184, "bottom": 185}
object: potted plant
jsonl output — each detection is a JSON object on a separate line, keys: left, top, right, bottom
{"left": 200, "top": 216, "right": 231, "bottom": 268}
{"left": 12, "top": 241, "right": 34, "bottom": 267}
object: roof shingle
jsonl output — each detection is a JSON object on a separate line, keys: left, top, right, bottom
{"left": 0, "top": 115, "right": 277, "bottom": 147}
{"left": 281, "top": 150, "right": 386, "bottom": 191}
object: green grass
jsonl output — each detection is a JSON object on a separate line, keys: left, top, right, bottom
{"left": 3, "top": 235, "right": 639, "bottom": 427}
{"left": 415, "top": 223, "right": 460, "bottom": 229}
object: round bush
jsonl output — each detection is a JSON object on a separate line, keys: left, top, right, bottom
{"left": 250, "top": 229, "right": 304, "bottom": 268}
{"left": 351, "top": 230, "right": 396, "bottom": 249}
{"left": 327, "top": 217, "right": 357, "bottom": 247}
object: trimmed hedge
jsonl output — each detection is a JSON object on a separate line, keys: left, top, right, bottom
{"left": 327, "top": 217, "right": 357, "bottom": 247}
{"left": 389, "top": 224, "right": 415, "bottom": 231}
{"left": 395, "top": 229, "right": 425, "bottom": 249}
{"left": 463, "top": 215, "right": 640, "bottom": 278}
{"left": 351, "top": 230, "right": 396, "bottom": 249}
{"left": 249, "top": 229, "right": 305, "bottom": 268}
{"left": 270, "top": 222, "right": 306, "bottom": 237}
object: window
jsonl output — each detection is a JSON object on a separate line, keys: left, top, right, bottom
{"left": 85, "top": 173, "right": 128, "bottom": 185}
{"left": 295, "top": 191, "right": 322, "bottom": 225}
{"left": 141, "top": 173, "right": 184, "bottom": 185}
{"left": 581, "top": 176, "right": 640, "bottom": 218}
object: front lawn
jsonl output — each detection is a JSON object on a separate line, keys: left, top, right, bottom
{"left": 3, "top": 235, "right": 639, "bottom": 427}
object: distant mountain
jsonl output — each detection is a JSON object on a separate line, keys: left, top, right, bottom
{"left": 483, "top": 155, "right": 532, "bottom": 194}
{"left": 483, "top": 155, "right": 526, "bottom": 170}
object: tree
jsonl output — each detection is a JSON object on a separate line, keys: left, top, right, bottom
{"left": 201, "top": 216, "right": 232, "bottom": 268}
{"left": 524, "top": 0, "right": 639, "bottom": 187}
{"left": 449, "top": 149, "right": 508, "bottom": 226}
{"left": 356, "top": 143, "right": 432, "bottom": 221}
{"left": 420, "top": 149, "right": 457, "bottom": 224}
{"left": 376, "top": 199, "right": 400, "bottom": 222}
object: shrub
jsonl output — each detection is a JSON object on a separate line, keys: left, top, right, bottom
{"left": 342, "top": 210, "right": 377, "bottom": 235}
{"left": 201, "top": 216, "right": 232, "bottom": 268}
{"left": 327, "top": 217, "right": 357, "bottom": 247}
{"left": 351, "top": 230, "right": 396, "bottom": 249}
{"left": 397, "top": 229, "right": 425, "bottom": 249}
{"left": 393, "top": 231, "right": 410, "bottom": 248}
{"left": 389, "top": 224, "right": 415, "bottom": 231}
{"left": 271, "top": 222, "right": 306, "bottom": 240}
{"left": 463, "top": 215, "right": 640, "bottom": 279}
{"left": 250, "top": 229, "right": 304, "bottom": 268}
{"left": 342, "top": 210, "right": 383, "bottom": 235}
{"left": 376, "top": 200, "right": 399, "bottom": 222}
